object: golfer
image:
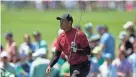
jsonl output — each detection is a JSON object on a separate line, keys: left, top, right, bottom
{"left": 46, "top": 13, "right": 91, "bottom": 77}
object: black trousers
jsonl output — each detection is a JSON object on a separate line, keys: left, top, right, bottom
{"left": 70, "top": 61, "right": 90, "bottom": 77}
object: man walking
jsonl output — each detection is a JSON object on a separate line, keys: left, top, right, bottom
{"left": 46, "top": 13, "right": 91, "bottom": 77}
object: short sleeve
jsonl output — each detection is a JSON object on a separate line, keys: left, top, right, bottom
{"left": 79, "top": 32, "right": 89, "bottom": 48}
{"left": 100, "top": 33, "right": 108, "bottom": 45}
{"left": 55, "top": 36, "right": 62, "bottom": 52}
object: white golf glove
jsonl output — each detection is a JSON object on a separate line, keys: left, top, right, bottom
{"left": 71, "top": 41, "right": 77, "bottom": 52}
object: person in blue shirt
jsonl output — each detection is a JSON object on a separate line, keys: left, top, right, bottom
{"left": 97, "top": 25, "right": 115, "bottom": 59}
{"left": 33, "top": 31, "right": 48, "bottom": 57}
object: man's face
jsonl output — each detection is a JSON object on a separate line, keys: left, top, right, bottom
{"left": 60, "top": 19, "right": 71, "bottom": 30}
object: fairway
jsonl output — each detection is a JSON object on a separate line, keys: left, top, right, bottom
{"left": 1, "top": 9, "right": 136, "bottom": 57}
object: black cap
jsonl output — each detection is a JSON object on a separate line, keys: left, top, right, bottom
{"left": 5, "top": 32, "right": 13, "bottom": 38}
{"left": 56, "top": 13, "right": 73, "bottom": 22}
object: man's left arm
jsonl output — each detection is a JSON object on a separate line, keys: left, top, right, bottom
{"left": 77, "top": 46, "right": 90, "bottom": 56}
{"left": 76, "top": 32, "right": 91, "bottom": 56}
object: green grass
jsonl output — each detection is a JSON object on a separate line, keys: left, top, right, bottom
{"left": 1, "top": 8, "right": 136, "bottom": 57}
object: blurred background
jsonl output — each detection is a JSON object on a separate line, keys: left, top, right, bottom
{"left": 1, "top": 1, "right": 136, "bottom": 47}
{"left": 1, "top": 0, "right": 136, "bottom": 77}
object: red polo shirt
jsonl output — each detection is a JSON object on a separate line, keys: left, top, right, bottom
{"left": 55, "top": 28, "right": 89, "bottom": 65}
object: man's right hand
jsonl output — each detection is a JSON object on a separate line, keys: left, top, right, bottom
{"left": 46, "top": 66, "right": 51, "bottom": 76}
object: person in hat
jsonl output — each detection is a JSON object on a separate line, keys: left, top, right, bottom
{"left": 123, "top": 21, "right": 136, "bottom": 39}
{"left": 46, "top": 13, "right": 91, "bottom": 77}
{"left": 99, "top": 53, "right": 117, "bottom": 77}
{"left": 119, "top": 31, "right": 133, "bottom": 57}
{"left": 0, "top": 51, "right": 16, "bottom": 76}
{"left": 88, "top": 46, "right": 104, "bottom": 77}
{"left": 123, "top": 21, "right": 136, "bottom": 45}
{"left": 5, "top": 32, "right": 18, "bottom": 63}
{"left": 97, "top": 25, "right": 115, "bottom": 59}
{"left": 33, "top": 31, "right": 48, "bottom": 57}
